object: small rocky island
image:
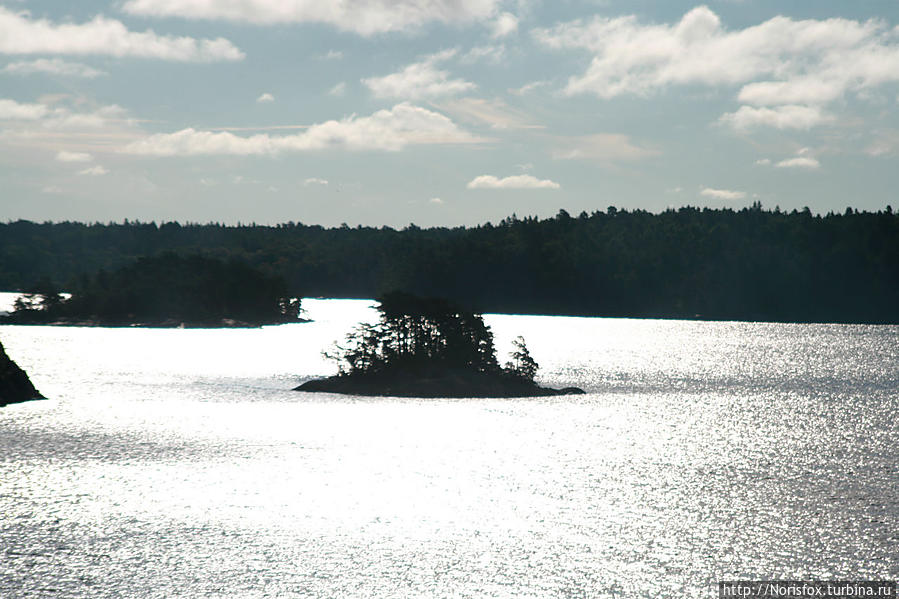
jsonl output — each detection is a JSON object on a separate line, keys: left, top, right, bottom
{"left": 2, "top": 253, "right": 302, "bottom": 328}
{"left": 296, "top": 292, "right": 584, "bottom": 398}
{"left": 0, "top": 340, "right": 44, "bottom": 407}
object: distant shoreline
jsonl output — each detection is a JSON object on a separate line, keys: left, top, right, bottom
{"left": 2, "top": 294, "right": 896, "bottom": 327}
{"left": 1, "top": 207, "right": 895, "bottom": 325}
{"left": 0, "top": 315, "right": 308, "bottom": 328}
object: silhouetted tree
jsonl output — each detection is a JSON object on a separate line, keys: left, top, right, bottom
{"left": 504, "top": 336, "right": 538, "bottom": 383}
{"left": 330, "top": 292, "right": 512, "bottom": 377}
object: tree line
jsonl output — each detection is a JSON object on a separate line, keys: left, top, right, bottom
{"left": 1, "top": 204, "right": 896, "bottom": 323}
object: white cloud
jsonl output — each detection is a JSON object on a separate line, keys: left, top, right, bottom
{"left": 736, "top": 79, "right": 847, "bottom": 107}
{"left": 719, "top": 105, "right": 832, "bottom": 130}
{"left": 125, "top": 103, "right": 483, "bottom": 156}
{"left": 429, "top": 197, "right": 444, "bottom": 204}
{"left": 491, "top": 12, "right": 518, "bottom": 38}
{"left": 256, "top": 93, "right": 275, "bottom": 103}
{"left": 2, "top": 58, "right": 106, "bottom": 78}
{"left": 775, "top": 156, "right": 821, "bottom": 169}
{"left": 536, "top": 7, "right": 897, "bottom": 99}
{"left": 437, "top": 97, "right": 539, "bottom": 129}
{"left": 536, "top": 6, "right": 899, "bottom": 128}
{"left": 304, "top": 177, "right": 328, "bottom": 186}
{"left": 43, "top": 104, "right": 129, "bottom": 130}
{"left": 509, "top": 80, "right": 549, "bottom": 95}
{"left": 0, "top": 98, "right": 48, "bottom": 119}
{"left": 122, "top": 0, "right": 502, "bottom": 36}
{"left": 467, "top": 174, "right": 560, "bottom": 189}
{"left": 552, "top": 133, "right": 659, "bottom": 161}
{"left": 1, "top": 98, "right": 129, "bottom": 129}
{"left": 0, "top": 97, "right": 150, "bottom": 159}
{"left": 864, "top": 129, "right": 899, "bottom": 156}
{"left": 78, "top": 165, "right": 108, "bottom": 176}
{"left": 700, "top": 187, "right": 746, "bottom": 200}
{"left": 363, "top": 50, "right": 475, "bottom": 100}
{"left": 328, "top": 82, "right": 346, "bottom": 97}
{"left": 0, "top": 7, "right": 244, "bottom": 62}
{"left": 757, "top": 147, "right": 822, "bottom": 169}
{"left": 56, "top": 150, "right": 93, "bottom": 162}
{"left": 461, "top": 44, "right": 506, "bottom": 64}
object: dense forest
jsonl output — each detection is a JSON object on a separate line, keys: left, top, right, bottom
{"left": 4, "top": 253, "right": 300, "bottom": 327}
{"left": 1, "top": 204, "right": 897, "bottom": 323}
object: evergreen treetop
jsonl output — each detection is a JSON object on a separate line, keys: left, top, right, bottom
{"left": 329, "top": 292, "right": 538, "bottom": 383}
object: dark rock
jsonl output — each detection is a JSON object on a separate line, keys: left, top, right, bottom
{"left": 559, "top": 387, "right": 587, "bottom": 395}
{"left": 0, "top": 341, "right": 44, "bottom": 407}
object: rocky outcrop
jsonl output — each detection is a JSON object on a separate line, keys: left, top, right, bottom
{"left": 0, "top": 341, "right": 44, "bottom": 407}
{"left": 295, "top": 369, "right": 585, "bottom": 398}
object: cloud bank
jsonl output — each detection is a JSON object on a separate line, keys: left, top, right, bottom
{"left": 718, "top": 105, "right": 832, "bottom": 131}
{"left": 78, "top": 165, "right": 109, "bottom": 176}
{"left": 56, "top": 151, "right": 93, "bottom": 162}
{"left": 467, "top": 174, "right": 560, "bottom": 189}
{"left": 700, "top": 187, "right": 746, "bottom": 200}
{"left": 536, "top": 6, "right": 899, "bottom": 129}
{"left": 491, "top": 12, "right": 518, "bottom": 38}
{"left": 0, "top": 98, "right": 48, "bottom": 120}
{"left": 122, "top": 0, "right": 502, "bottom": 35}
{"left": 363, "top": 50, "right": 475, "bottom": 100}
{"left": 776, "top": 156, "right": 821, "bottom": 169}
{"left": 0, "top": 7, "right": 243, "bottom": 61}
{"left": 125, "top": 103, "right": 483, "bottom": 156}
{"left": 2, "top": 58, "right": 106, "bottom": 78}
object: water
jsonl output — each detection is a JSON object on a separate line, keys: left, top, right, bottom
{"left": 1, "top": 297, "right": 897, "bottom": 598}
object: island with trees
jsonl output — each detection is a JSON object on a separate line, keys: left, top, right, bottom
{"left": 1, "top": 253, "right": 302, "bottom": 328}
{"left": 296, "top": 292, "right": 585, "bottom": 398}
{"left": 0, "top": 340, "right": 43, "bottom": 407}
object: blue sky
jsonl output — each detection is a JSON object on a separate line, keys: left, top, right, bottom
{"left": 1, "top": 0, "right": 898, "bottom": 226}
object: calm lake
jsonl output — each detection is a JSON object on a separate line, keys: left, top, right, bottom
{"left": 1, "top": 296, "right": 897, "bottom": 598}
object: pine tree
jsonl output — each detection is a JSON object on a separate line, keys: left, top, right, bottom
{"left": 505, "top": 336, "right": 538, "bottom": 382}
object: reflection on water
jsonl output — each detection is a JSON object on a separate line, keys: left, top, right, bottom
{"left": 1, "top": 297, "right": 897, "bottom": 598}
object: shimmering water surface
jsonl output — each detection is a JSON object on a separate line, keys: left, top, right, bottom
{"left": 1, "top": 297, "right": 897, "bottom": 598}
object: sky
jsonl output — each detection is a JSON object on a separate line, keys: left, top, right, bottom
{"left": 1, "top": 0, "right": 898, "bottom": 227}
